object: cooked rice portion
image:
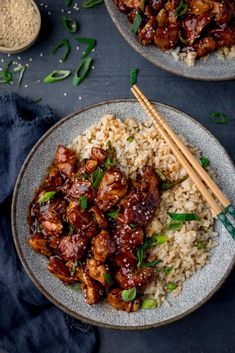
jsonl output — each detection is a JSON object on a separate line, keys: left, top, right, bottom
{"left": 70, "top": 115, "right": 218, "bottom": 306}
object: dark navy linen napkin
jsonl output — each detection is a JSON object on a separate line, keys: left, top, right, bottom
{"left": 0, "top": 93, "right": 97, "bottom": 353}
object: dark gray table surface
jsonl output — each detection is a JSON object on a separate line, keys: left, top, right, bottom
{"left": 0, "top": 1, "right": 235, "bottom": 352}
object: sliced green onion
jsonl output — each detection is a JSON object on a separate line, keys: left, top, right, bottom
{"left": 166, "top": 282, "right": 177, "bottom": 291}
{"left": 137, "top": 245, "right": 144, "bottom": 268}
{"left": 67, "top": 282, "right": 81, "bottom": 290}
{"left": 38, "top": 191, "right": 56, "bottom": 204}
{"left": 69, "top": 223, "right": 74, "bottom": 234}
{"left": 105, "top": 157, "right": 116, "bottom": 170}
{"left": 106, "top": 140, "right": 115, "bottom": 155}
{"left": 151, "top": 234, "right": 168, "bottom": 245}
{"left": 161, "top": 176, "right": 188, "bottom": 191}
{"left": 156, "top": 168, "right": 167, "bottom": 182}
{"left": 65, "top": 0, "right": 73, "bottom": 6}
{"left": 141, "top": 298, "right": 157, "bottom": 309}
{"left": 174, "top": 0, "right": 188, "bottom": 17}
{"left": 127, "top": 136, "right": 134, "bottom": 143}
{"left": 145, "top": 259, "right": 162, "bottom": 267}
{"left": 130, "top": 68, "right": 138, "bottom": 85}
{"left": 73, "top": 57, "right": 93, "bottom": 86}
{"left": 136, "top": 237, "right": 155, "bottom": 268}
{"left": 69, "top": 260, "right": 78, "bottom": 275}
{"left": 179, "top": 31, "right": 188, "bottom": 45}
{"left": 18, "top": 65, "right": 26, "bottom": 87}
{"left": 36, "top": 224, "right": 41, "bottom": 232}
{"left": 91, "top": 167, "right": 104, "bottom": 190}
{"left": 82, "top": 0, "right": 104, "bottom": 8}
{"left": 195, "top": 240, "right": 206, "bottom": 250}
{"left": 200, "top": 157, "right": 210, "bottom": 169}
{"left": 168, "top": 212, "right": 200, "bottom": 221}
{"left": 76, "top": 37, "right": 96, "bottom": 58}
{"left": 0, "top": 61, "right": 12, "bottom": 84}
{"left": 43, "top": 70, "right": 71, "bottom": 83}
{"left": 62, "top": 16, "right": 78, "bottom": 33}
{"left": 164, "top": 266, "right": 173, "bottom": 274}
{"left": 210, "top": 112, "right": 228, "bottom": 124}
{"left": 141, "top": 0, "right": 146, "bottom": 12}
{"left": 121, "top": 287, "right": 137, "bottom": 302}
{"left": 79, "top": 195, "right": 88, "bottom": 209}
{"left": 167, "top": 220, "right": 184, "bottom": 231}
{"left": 103, "top": 273, "right": 114, "bottom": 286}
{"left": 128, "top": 223, "right": 136, "bottom": 228}
{"left": 107, "top": 210, "right": 118, "bottom": 219}
{"left": 132, "top": 13, "right": 142, "bottom": 34}
{"left": 51, "top": 39, "right": 71, "bottom": 62}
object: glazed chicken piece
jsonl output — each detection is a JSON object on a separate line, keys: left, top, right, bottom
{"left": 91, "top": 147, "right": 108, "bottom": 164}
{"left": 123, "top": 167, "right": 161, "bottom": 226}
{"left": 44, "top": 165, "right": 64, "bottom": 188}
{"left": 96, "top": 167, "right": 128, "bottom": 211}
{"left": 91, "top": 205, "right": 108, "bottom": 228}
{"left": 127, "top": 8, "right": 138, "bottom": 23}
{"left": 115, "top": 266, "right": 154, "bottom": 289}
{"left": 138, "top": 17, "right": 157, "bottom": 46}
{"left": 149, "top": 0, "right": 165, "bottom": 12}
{"left": 193, "top": 36, "right": 217, "bottom": 58}
{"left": 54, "top": 145, "right": 77, "bottom": 179}
{"left": 107, "top": 288, "right": 141, "bottom": 312}
{"left": 154, "top": 25, "right": 179, "bottom": 50}
{"left": 66, "top": 200, "right": 97, "bottom": 238}
{"left": 113, "top": 0, "right": 128, "bottom": 13}
{"left": 36, "top": 202, "right": 63, "bottom": 237}
{"left": 86, "top": 258, "right": 111, "bottom": 288}
{"left": 77, "top": 266, "right": 103, "bottom": 304}
{"left": 212, "top": 1, "right": 235, "bottom": 26}
{"left": 187, "top": 0, "right": 214, "bottom": 15}
{"left": 113, "top": 251, "right": 137, "bottom": 268}
{"left": 113, "top": 223, "right": 144, "bottom": 252}
{"left": 57, "top": 233, "right": 89, "bottom": 261}
{"left": 67, "top": 178, "right": 97, "bottom": 202}
{"left": 121, "top": 0, "right": 142, "bottom": 11}
{"left": 210, "top": 26, "right": 235, "bottom": 47}
{"left": 28, "top": 233, "right": 52, "bottom": 257}
{"left": 182, "top": 14, "right": 212, "bottom": 45}
{"left": 156, "top": 8, "right": 169, "bottom": 26}
{"left": 30, "top": 193, "right": 65, "bottom": 237}
{"left": 48, "top": 257, "right": 75, "bottom": 285}
{"left": 92, "top": 230, "right": 116, "bottom": 262}
{"left": 85, "top": 159, "right": 98, "bottom": 173}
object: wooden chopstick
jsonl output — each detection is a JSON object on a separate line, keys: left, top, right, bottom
{"left": 131, "top": 85, "right": 235, "bottom": 240}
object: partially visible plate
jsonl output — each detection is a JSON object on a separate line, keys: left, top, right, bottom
{"left": 104, "top": 0, "right": 235, "bottom": 81}
{"left": 12, "top": 100, "right": 235, "bottom": 329}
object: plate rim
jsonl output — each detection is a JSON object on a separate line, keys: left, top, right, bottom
{"left": 11, "top": 98, "right": 235, "bottom": 330}
{"left": 104, "top": 0, "right": 235, "bottom": 81}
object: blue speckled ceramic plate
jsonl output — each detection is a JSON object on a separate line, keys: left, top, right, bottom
{"left": 12, "top": 100, "right": 235, "bottom": 329}
{"left": 104, "top": 0, "right": 235, "bottom": 81}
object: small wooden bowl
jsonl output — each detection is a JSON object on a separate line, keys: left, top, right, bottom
{"left": 0, "top": 0, "right": 41, "bottom": 54}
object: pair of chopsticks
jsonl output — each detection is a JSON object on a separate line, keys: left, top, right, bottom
{"left": 131, "top": 85, "right": 235, "bottom": 240}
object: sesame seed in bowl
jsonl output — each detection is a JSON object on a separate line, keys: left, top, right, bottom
{"left": 0, "top": 0, "right": 41, "bottom": 54}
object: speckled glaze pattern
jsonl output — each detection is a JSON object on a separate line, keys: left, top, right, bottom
{"left": 104, "top": 0, "right": 235, "bottom": 81}
{"left": 12, "top": 100, "right": 235, "bottom": 329}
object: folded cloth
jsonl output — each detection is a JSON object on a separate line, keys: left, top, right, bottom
{"left": 0, "top": 93, "right": 97, "bottom": 353}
